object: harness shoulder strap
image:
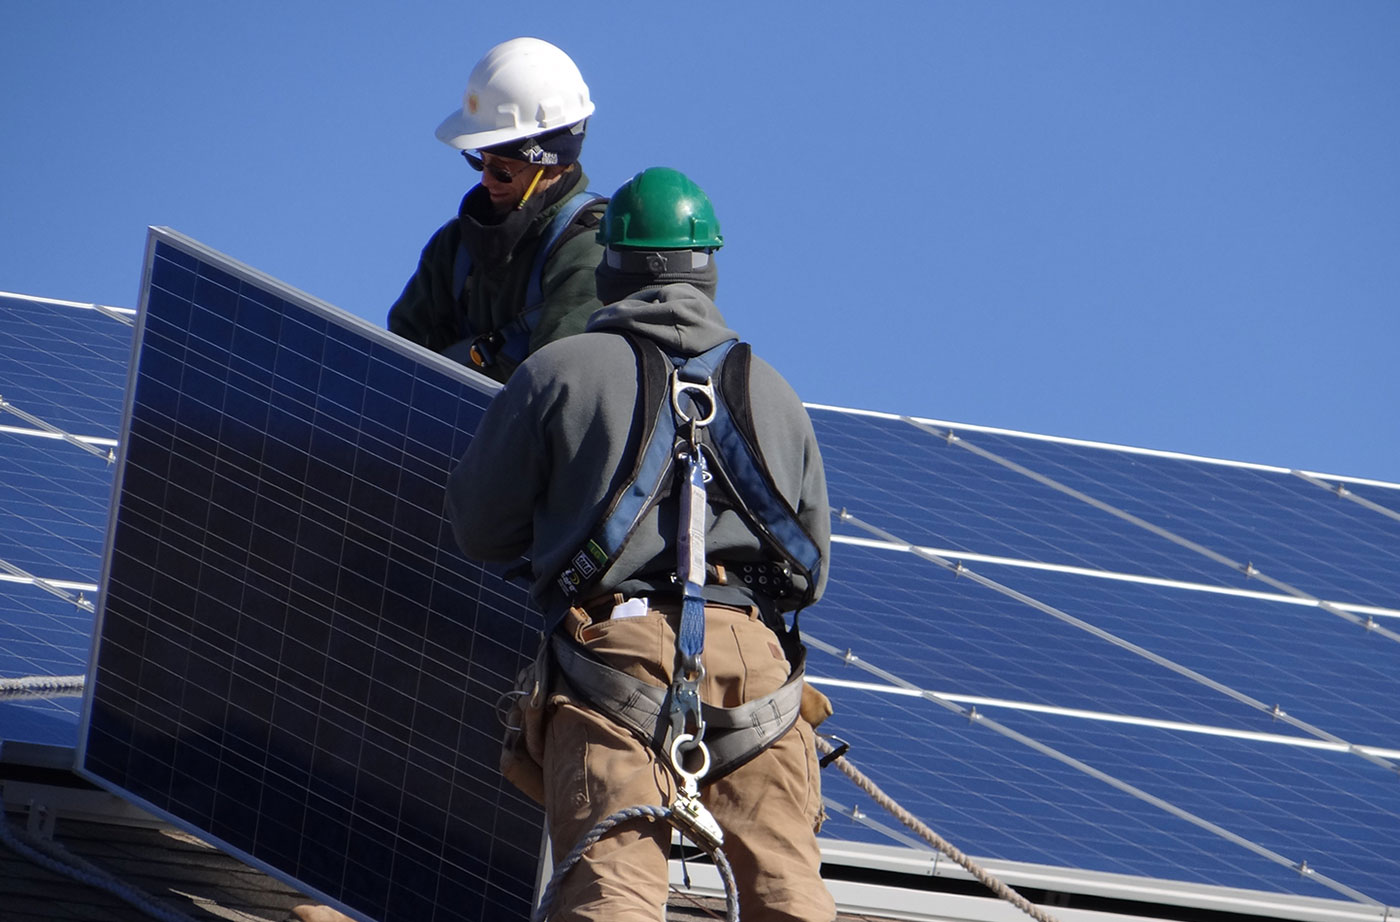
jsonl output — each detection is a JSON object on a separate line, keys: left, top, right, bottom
{"left": 554, "top": 337, "right": 735, "bottom": 604}
{"left": 450, "top": 191, "right": 608, "bottom": 365}
{"left": 706, "top": 345, "right": 824, "bottom": 607}
{"left": 525, "top": 191, "right": 608, "bottom": 308}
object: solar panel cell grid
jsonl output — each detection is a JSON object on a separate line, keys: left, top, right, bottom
{"left": 812, "top": 409, "right": 1252, "bottom": 590}
{"left": 0, "top": 293, "right": 133, "bottom": 435}
{"left": 808, "top": 684, "right": 1346, "bottom": 902}
{"left": 990, "top": 710, "right": 1400, "bottom": 904}
{"left": 963, "top": 428, "right": 1400, "bottom": 610}
{"left": 968, "top": 561, "right": 1400, "bottom": 748}
{"left": 81, "top": 232, "right": 543, "bottom": 922}
{"left": 809, "top": 542, "right": 1280, "bottom": 731}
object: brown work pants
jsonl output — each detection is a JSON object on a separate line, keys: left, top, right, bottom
{"left": 542, "top": 602, "right": 835, "bottom": 922}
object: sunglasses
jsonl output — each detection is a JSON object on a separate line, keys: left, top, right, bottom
{"left": 461, "top": 151, "right": 526, "bottom": 183}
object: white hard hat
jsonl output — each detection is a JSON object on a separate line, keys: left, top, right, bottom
{"left": 436, "top": 37, "right": 595, "bottom": 152}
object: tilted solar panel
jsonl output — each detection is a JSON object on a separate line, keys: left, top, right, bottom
{"left": 78, "top": 230, "right": 544, "bottom": 922}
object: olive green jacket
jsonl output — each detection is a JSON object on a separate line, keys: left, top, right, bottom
{"left": 387, "top": 168, "right": 606, "bottom": 383}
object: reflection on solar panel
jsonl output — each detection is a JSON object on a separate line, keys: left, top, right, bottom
{"left": 64, "top": 229, "right": 1400, "bottom": 922}
{"left": 804, "top": 408, "right": 1400, "bottom": 914}
{"left": 78, "top": 231, "right": 544, "bottom": 922}
{"left": 0, "top": 291, "right": 132, "bottom": 750}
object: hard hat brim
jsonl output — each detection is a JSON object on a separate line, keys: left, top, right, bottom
{"left": 434, "top": 103, "right": 595, "bottom": 152}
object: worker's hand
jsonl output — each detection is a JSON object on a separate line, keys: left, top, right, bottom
{"left": 287, "top": 905, "right": 354, "bottom": 922}
{"left": 800, "top": 681, "right": 832, "bottom": 728}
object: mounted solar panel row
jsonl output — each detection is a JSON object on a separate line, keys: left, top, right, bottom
{"left": 0, "top": 292, "right": 132, "bottom": 750}
{"left": 802, "top": 409, "right": 1400, "bottom": 911}
{"left": 79, "top": 230, "right": 545, "bottom": 922}
{"left": 811, "top": 408, "right": 1400, "bottom": 610}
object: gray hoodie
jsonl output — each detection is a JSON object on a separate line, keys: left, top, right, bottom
{"left": 446, "top": 283, "right": 830, "bottom": 621}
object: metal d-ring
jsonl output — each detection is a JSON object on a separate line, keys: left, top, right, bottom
{"left": 669, "top": 732, "right": 712, "bottom": 788}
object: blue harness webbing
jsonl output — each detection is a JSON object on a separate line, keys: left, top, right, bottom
{"left": 449, "top": 190, "right": 606, "bottom": 368}
{"left": 549, "top": 336, "right": 824, "bottom": 775}
{"left": 553, "top": 337, "right": 822, "bottom": 614}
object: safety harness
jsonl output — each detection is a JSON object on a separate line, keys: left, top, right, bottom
{"left": 447, "top": 190, "right": 607, "bottom": 369}
{"left": 549, "top": 335, "right": 824, "bottom": 801}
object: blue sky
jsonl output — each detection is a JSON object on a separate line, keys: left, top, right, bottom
{"left": 5, "top": 2, "right": 1398, "bottom": 482}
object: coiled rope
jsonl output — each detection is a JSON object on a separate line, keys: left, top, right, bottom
{"left": 532, "top": 803, "right": 740, "bottom": 922}
{"left": 815, "top": 736, "right": 1061, "bottom": 922}
{"left": 0, "top": 813, "right": 199, "bottom": 922}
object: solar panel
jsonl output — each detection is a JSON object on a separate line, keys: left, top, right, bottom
{"left": 0, "top": 292, "right": 131, "bottom": 750}
{"left": 78, "top": 230, "right": 545, "bottom": 922}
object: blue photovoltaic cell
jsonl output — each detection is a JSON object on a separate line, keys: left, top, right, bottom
{"left": 807, "top": 542, "right": 1285, "bottom": 732}
{"left": 0, "top": 434, "right": 116, "bottom": 584}
{"left": 959, "top": 428, "right": 1400, "bottom": 611}
{"left": 811, "top": 409, "right": 1253, "bottom": 590}
{"left": 81, "top": 231, "right": 544, "bottom": 922}
{"left": 1346, "top": 482, "right": 1400, "bottom": 520}
{"left": 986, "top": 710, "right": 1400, "bottom": 905}
{"left": 807, "top": 684, "right": 1346, "bottom": 902}
{"left": 0, "top": 584, "right": 90, "bottom": 748}
{"left": 0, "top": 584, "right": 94, "bottom": 679}
{"left": 968, "top": 561, "right": 1400, "bottom": 749}
{"left": 0, "top": 293, "right": 133, "bottom": 435}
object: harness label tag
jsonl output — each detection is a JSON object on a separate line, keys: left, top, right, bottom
{"left": 685, "top": 478, "right": 707, "bottom": 583}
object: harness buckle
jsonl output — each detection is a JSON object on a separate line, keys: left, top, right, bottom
{"left": 469, "top": 331, "right": 505, "bottom": 367}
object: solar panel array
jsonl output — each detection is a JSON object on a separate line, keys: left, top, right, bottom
{"left": 77, "top": 230, "right": 545, "bottom": 922}
{"left": 0, "top": 292, "right": 132, "bottom": 751}
{"left": 42, "top": 227, "right": 1399, "bottom": 921}
{"left": 804, "top": 410, "right": 1400, "bottom": 913}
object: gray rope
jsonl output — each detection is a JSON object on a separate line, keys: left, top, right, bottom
{"left": 815, "top": 736, "right": 1062, "bottom": 922}
{"left": 0, "top": 813, "right": 200, "bottom": 922}
{"left": 0, "top": 674, "right": 86, "bottom": 700}
{"left": 532, "top": 803, "right": 739, "bottom": 922}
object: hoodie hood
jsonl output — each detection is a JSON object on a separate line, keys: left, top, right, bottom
{"left": 585, "top": 283, "right": 738, "bottom": 357}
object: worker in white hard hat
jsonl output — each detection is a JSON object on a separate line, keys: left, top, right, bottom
{"left": 388, "top": 37, "right": 608, "bottom": 383}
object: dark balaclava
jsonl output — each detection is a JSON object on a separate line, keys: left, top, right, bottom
{"left": 595, "top": 247, "right": 719, "bottom": 305}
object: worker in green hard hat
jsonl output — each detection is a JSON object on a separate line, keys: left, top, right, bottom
{"left": 447, "top": 167, "right": 836, "bottom": 922}
{"left": 387, "top": 37, "right": 608, "bottom": 383}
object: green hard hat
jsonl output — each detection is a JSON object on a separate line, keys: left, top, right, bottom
{"left": 597, "top": 167, "right": 724, "bottom": 251}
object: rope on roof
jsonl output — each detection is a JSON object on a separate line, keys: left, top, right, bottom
{"left": 0, "top": 675, "right": 86, "bottom": 700}
{"left": 0, "top": 813, "right": 200, "bottom": 922}
{"left": 816, "top": 736, "right": 1063, "bottom": 922}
